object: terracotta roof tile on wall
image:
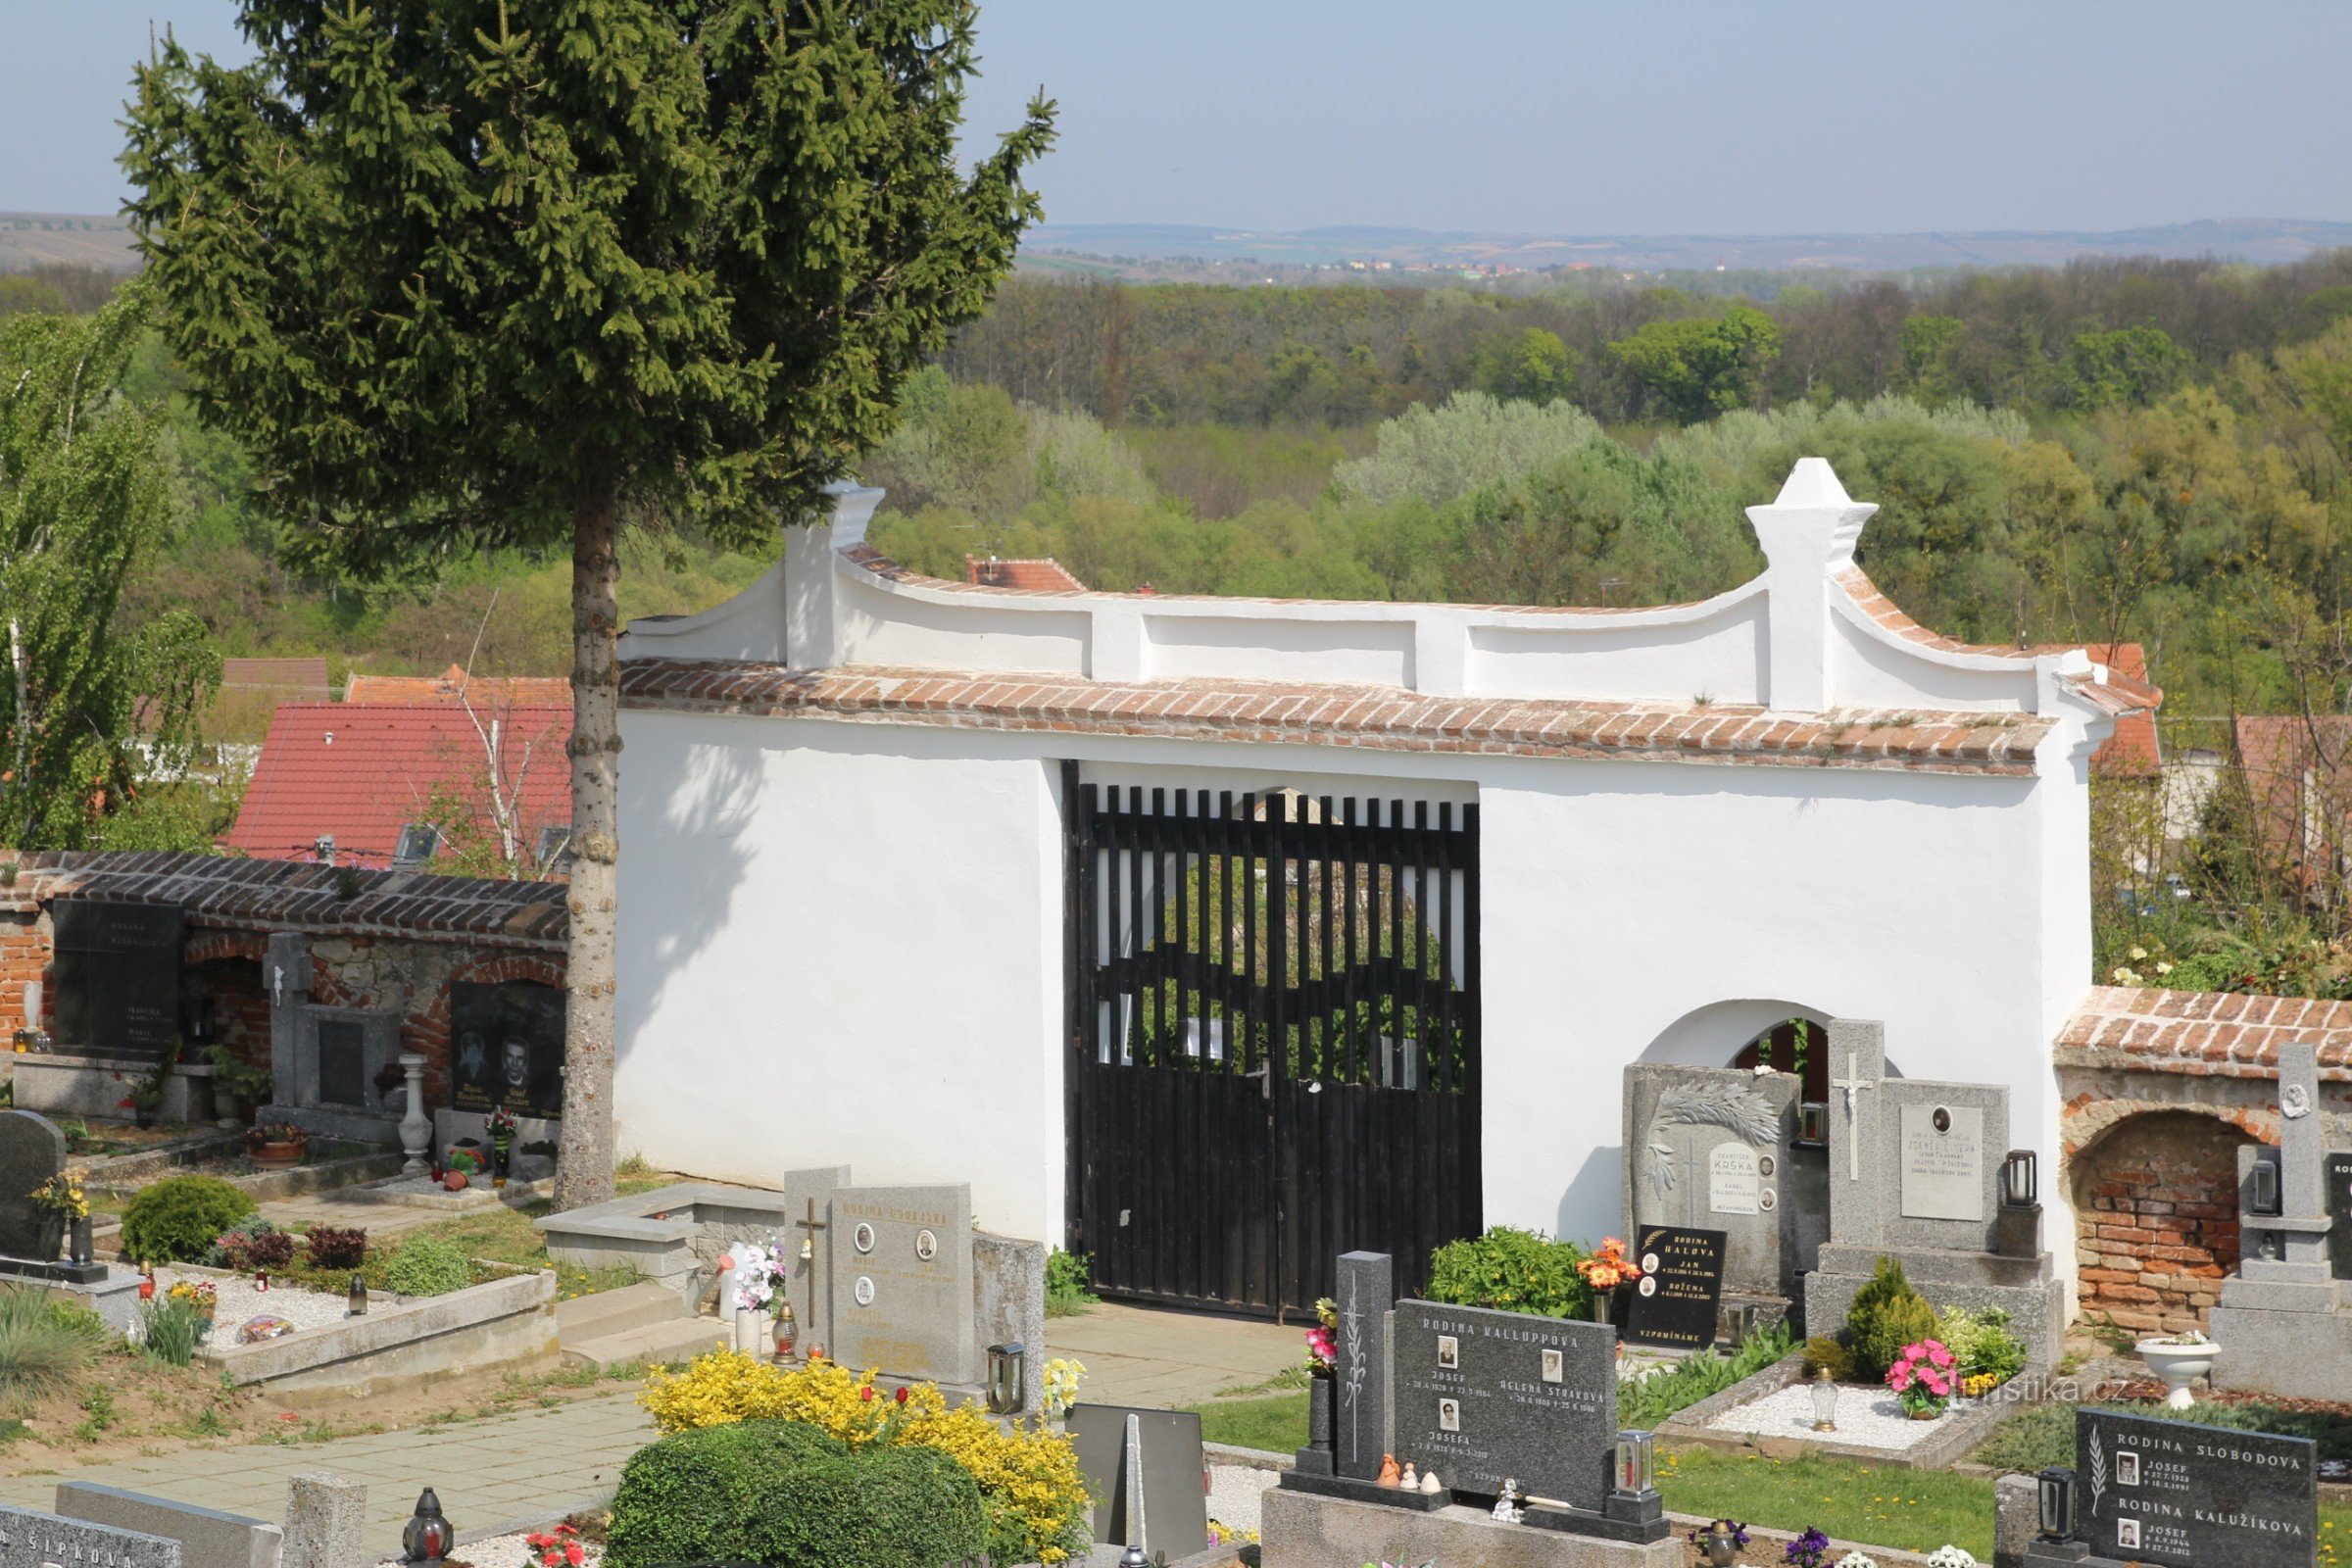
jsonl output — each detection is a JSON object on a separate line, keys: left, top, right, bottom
{"left": 220, "top": 658, "right": 332, "bottom": 697}
{"left": 2055, "top": 984, "right": 2352, "bottom": 1079}
{"left": 223, "top": 703, "right": 571, "bottom": 868}
{"left": 963, "top": 557, "right": 1089, "bottom": 592}
{"left": 345, "top": 664, "right": 573, "bottom": 707}
{"left": 620, "top": 660, "right": 2058, "bottom": 776}
{"left": 0, "top": 850, "right": 565, "bottom": 951}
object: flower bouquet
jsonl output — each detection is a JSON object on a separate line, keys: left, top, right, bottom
{"left": 1304, "top": 1296, "right": 1338, "bottom": 1377}
{"left": 29, "top": 1171, "right": 87, "bottom": 1221}
{"left": 1886, "top": 1339, "right": 1957, "bottom": 1418}
{"left": 730, "top": 1243, "right": 788, "bottom": 1314}
{"left": 1578, "top": 1236, "right": 1642, "bottom": 1320}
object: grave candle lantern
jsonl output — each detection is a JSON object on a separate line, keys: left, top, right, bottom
{"left": 2036, "top": 1466, "right": 2076, "bottom": 1541}
{"left": 987, "top": 1342, "right": 1027, "bottom": 1414}
{"left": 348, "top": 1274, "right": 368, "bottom": 1316}
{"left": 1611, "top": 1429, "right": 1655, "bottom": 1497}
{"left": 1796, "top": 1102, "right": 1828, "bottom": 1146}
{"left": 2001, "top": 1149, "right": 2038, "bottom": 1208}
{"left": 402, "top": 1488, "right": 454, "bottom": 1563}
{"left": 2249, "top": 1157, "right": 2281, "bottom": 1216}
{"left": 1810, "top": 1366, "right": 1838, "bottom": 1432}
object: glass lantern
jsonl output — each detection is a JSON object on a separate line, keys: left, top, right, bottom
{"left": 1797, "top": 1102, "right": 1828, "bottom": 1146}
{"left": 402, "top": 1489, "right": 454, "bottom": 1564}
{"left": 1611, "top": 1429, "right": 1655, "bottom": 1496}
{"left": 2249, "top": 1158, "right": 2282, "bottom": 1216}
{"left": 988, "top": 1342, "right": 1027, "bottom": 1414}
{"left": 2037, "top": 1467, "right": 2077, "bottom": 1541}
{"left": 1810, "top": 1366, "right": 1838, "bottom": 1432}
{"left": 2001, "top": 1149, "right": 2038, "bottom": 1208}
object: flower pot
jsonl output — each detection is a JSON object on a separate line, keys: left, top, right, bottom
{"left": 442, "top": 1171, "right": 468, "bottom": 1192}
{"left": 133, "top": 1104, "right": 157, "bottom": 1130}
{"left": 247, "top": 1139, "right": 305, "bottom": 1169}
{"left": 1309, "top": 1376, "right": 1335, "bottom": 1448}
{"left": 2136, "top": 1338, "right": 2217, "bottom": 1410}
{"left": 1908, "top": 1404, "right": 1943, "bottom": 1421}
{"left": 733, "top": 1306, "right": 759, "bottom": 1352}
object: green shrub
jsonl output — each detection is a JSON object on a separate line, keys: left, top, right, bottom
{"left": 207, "top": 1215, "right": 295, "bottom": 1271}
{"left": 120, "top": 1176, "right": 257, "bottom": 1265}
{"left": 304, "top": 1225, "right": 368, "bottom": 1270}
{"left": 383, "top": 1237, "right": 473, "bottom": 1297}
{"left": 137, "top": 1297, "right": 205, "bottom": 1368}
{"left": 1045, "top": 1249, "right": 1099, "bottom": 1317}
{"left": 0, "top": 1286, "right": 97, "bottom": 1397}
{"left": 1845, "top": 1256, "right": 1939, "bottom": 1381}
{"left": 1938, "top": 1305, "right": 2027, "bottom": 1385}
{"left": 1424, "top": 1226, "right": 1592, "bottom": 1318}
{"left": 1803, "top": 1336, "right": 1856, "bottom": 1382}
{"left": 606, "top": 1419, "right": 985, "bottom": 1568}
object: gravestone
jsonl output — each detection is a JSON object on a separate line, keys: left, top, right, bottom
{"left": 2326, "top": 1152, "right": 2352, "bottom": 1281}
{"left": 0, "top": 1110, "right": 102, "bottom": 1284}
{"left": 1332, "top": 1250, "right": 1391, "bottom": 1482}
{"left": 1622, "top": 1063, "right": 1819, "bottom": 1313}
{"left": 1391, "top": 1298, "right": 1615, "bottom": 1511}
{"left": 827, "top": 1183, "right": 978, "bottom": 1386}
{"left": 1067, "top": 1403, "right": 1209, "bottom": 1560}
{"left": 0, "top": 1504, "right": 182, "bottom": 1568}
{"left": 1622, "top": 1225, "right": 1726, "bottom": 1351}
{"left": 449, "top": 981, "right": 564, "bottom": 1118}
{"left": 1801, "top": 1018, "right": 2066, "bottom": 1373}
{"left": 56, "top": 1484, "right": 282, "bottom": 1568}
{"left": 2210, "top": 1040, "right": 2352, "bottom": 1399}
{"left": 2020, "top": 1408, "right": 2317, "bottom": 1568}
{"left": 50, "top": 900, "right": 183, "bottom": 1060}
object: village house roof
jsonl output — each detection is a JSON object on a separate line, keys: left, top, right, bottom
{"left": 0, "top": 850, "right": 566, "bottom": 950}
{"left": 619, "top": 661, "right": 2059, "bottom": 776}
{"left": 2056, "top": 984, "right": 2352, "bottom": 1079}
{"left": 345, "top": 663, "right": 573, "bottom": 707}
{"left": 222, "top": 703, "right": 571, "bottom": 869}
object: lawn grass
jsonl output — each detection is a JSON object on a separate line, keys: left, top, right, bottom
{"left": 1189, "top": 1391, "right": 1307, "bottom": 1452}
{"left": 1656, "top": 1446, "right": 1994, "bottom": 1559}
{"left": 281, "top": 1200, "right": 638, "bottom": 1299}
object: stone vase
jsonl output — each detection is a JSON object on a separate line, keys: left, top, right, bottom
{"left": 756, "top": 1311, "right": 778, "bottom": 1359}
{"left": 732, "top": 1306, "right": 759, "bottom": 1353}
{"left": 1700, "top": 1531, "right": 1740, "bottom": 1568}
{"left": 1308, "top": 1377, "right": 1334, "bottom": 1448}
{"left": 68, "top": 1216, "right": 91, "bottom": 1266}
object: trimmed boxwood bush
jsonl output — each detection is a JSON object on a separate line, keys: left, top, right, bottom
{"left": 1847, "top": 1255, "right": 1941, "bottom": 1381}
{"left": 606, "top": 1419, "right": 985, "bottom": 1568}
{"left": 120, "top": 1176, "right": 257, "bottom": 1265}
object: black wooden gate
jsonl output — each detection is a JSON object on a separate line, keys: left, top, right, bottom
{"left": 1063, "top": 768, "right": 1481, "bottom": 1316}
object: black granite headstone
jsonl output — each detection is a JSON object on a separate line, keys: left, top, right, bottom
{"left": 2327, "top": 1152, "right": 2352, "bottom": 1281}
{"left": 449, "top": 982, "right": 564, "bottom": 1117}
{"left": 2078, "top": 1409, "right": 2317, "bottom": 1568}
{"left": 1623, "top": 1225, "right": 1728, "bottom": 1350}
{"left": 316, "top": 1019, "right": 368, "bottom": 1108}
{"left": 1393, "top": 1299, "right": 1616, "bottom": 1511}
{"left": 51, "top": 900, "right": 183, "bottom": 1061}
{"left": 1066, "top": 1404, "right": 1209, "bottom": 1559}
{"left": 1333, "top": 1250, "right": 1391, "bottom": 1481}
{"left": 0, "top": 1111, "right": 67, "bottom": 1260}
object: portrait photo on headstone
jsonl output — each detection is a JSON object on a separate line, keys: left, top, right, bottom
{"left": 448, "top": 982, "right": 564, "bottom": 1117}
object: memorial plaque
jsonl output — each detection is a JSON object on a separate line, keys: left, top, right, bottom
{"left": 826, "top": 1184, "right": 976, "bottom": 1385}
{"left": 2327, "top": 1152, "right": 2352, "bottom": 1281}
{"left": 1394, "top": 1299, "right": 1615, "bottom": 1510}
{"left": 2079, "top": 1409, "right": 2316, "bottom": 1568}
{"left": 1707, "top": 1144, "right": 1760, "bottom": 1216}
{"left": 1899, "top": 1101, "right": 1984, "bottom": 1222}
{"left": 0, "top": 1502, "right": 182, "bottom": 1568}
{"left": 449, "top": 982, "right": 564, "bottom": 1117}
{"left": 51, "top": 900, "right": 183, "bottom": 1060}
{"left": 1623, "top": 1225, "right": 1727, "bottom": 1350}
{"left": 315, "top": 1019, "right": 368, "bottom": 1107}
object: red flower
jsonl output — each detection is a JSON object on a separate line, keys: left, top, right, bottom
{"left": 859, "top": 1386, "right": 875, "bottom": 1402}
{"left": 895, "top": 1386, "right": 908, "bottom": 1404}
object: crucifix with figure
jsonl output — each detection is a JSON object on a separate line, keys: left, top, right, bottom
{"left": 794, "top": 1198, "right": 828, "bottom": 1353}
{"left": 1831, "top": 1051, "right": 1874, "bottom": 1183}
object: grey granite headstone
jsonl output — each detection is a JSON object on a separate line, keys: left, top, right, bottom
{"left": 973, "top": 1233, "right": 1046, "bottom": 1416}
{"left": 828, "top": 1184, "right": 977, "bottom": 1385}
{"left": 1393, "top": 1299, "right": 1616, "bottom": 1511}
{"left": 0, "top": 1504, "right": 182, "bottom": 1568}
{"left": 0, "top": 1110, "right": 67, "bottom": 1260}
{"left": 2077, "top": 1408, "right": 2316, "bottom": 1568}
{"left": 1623, "top": 1064, "right": 1801, "bottom": 1300}
{"left": 1824, "top": 1018, "right": 1887, "bottom": 1248}
{"left": 1332, "top": 1250, "right": 1391, "bottom": 1481}
{"left": 278, "top": 1475, "right": 364, "bottom": 1568}
{"left": 55, "top": 1486, "right": 280, "bottom": 1568}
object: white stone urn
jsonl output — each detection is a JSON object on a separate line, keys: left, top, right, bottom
{"left": 2136, "top": 1334, "right": 2217, "bottom": 1410}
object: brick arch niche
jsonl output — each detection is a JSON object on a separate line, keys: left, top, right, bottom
{"left": 2071, "top": 1109, "right": 2251, "bottom": 1335}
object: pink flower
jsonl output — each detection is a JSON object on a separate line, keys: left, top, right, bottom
{"left": 1926, "top": 1342, "right": 1954, "bottom": 1370}
{"left": 1888, "top": 1366, "right": 1912, "bottom": 1392}
{"left": 1900, "top": 1343, "right": 1925, "bottom": 1361}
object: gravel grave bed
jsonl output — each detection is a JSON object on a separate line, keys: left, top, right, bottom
{"left": 378, "top": 1535, "right": 601, "bottom": 1568}
{"left": 143, "top": 1268, "right": 370, "bottom": 1348}
{"left": 1705, "top": 1381, "right": 1956, "bottom": 1452}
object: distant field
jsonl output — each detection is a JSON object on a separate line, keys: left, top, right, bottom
{"left": 0, "top": 213, "right": 138, "bottom": 271}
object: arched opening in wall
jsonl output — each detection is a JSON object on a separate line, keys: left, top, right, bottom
{"left": 2071, "top": 1110, "right": 2252, "bottom": 1336}
{"left": 1731, "top": 1018, "right": 1831, "bottom": 1102}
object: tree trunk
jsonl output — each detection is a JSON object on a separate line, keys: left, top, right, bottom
{"left": 554, "top": 485, "right": 621, "bottom": 1210}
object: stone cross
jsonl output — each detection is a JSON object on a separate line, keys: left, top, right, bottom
{"left": 794, "top": 1197, "right": 828, "bottom": 1329}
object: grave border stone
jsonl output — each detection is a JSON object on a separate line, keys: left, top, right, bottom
{"left": 0, "top": 1502, "right": 184, "bottom": 1568}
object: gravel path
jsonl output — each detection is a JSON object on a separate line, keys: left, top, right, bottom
{"left": 1705, "top": 1381, "right": 1954, "bottom": 1452}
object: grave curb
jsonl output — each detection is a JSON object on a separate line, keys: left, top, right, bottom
{"left": 1656, "top": 1348, "right": 2041, "bottom": 1470}
{"left": 192, "top": 1263, "right": 558, "bottom": 1399}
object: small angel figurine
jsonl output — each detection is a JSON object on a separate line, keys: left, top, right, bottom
{"left": 1491, "top": 1478, "right": 1524, "bottom": 1524}
{"left": 1376, "top": 1452, "right": 1401, "bottom": 1487}
{"left": 1399, "top": 1461, "right": 1419, "bottom": 1489}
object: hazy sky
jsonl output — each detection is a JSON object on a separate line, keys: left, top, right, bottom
{"left": 8, "top": 0, "right": 2350, "bottom": 234}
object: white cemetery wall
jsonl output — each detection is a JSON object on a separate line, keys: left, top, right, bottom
{"left": 619, "top": 705, "right": 2084, "bottom": 1264}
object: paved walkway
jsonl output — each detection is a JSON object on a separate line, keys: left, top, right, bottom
{"left": 0, "top": 1393, "right": 656, "bottom": 1552}
{"left": 1048, "top": 1301, "right": 1303, "bottom": 1406}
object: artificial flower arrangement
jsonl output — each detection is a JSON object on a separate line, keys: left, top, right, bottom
{"left": 246, "top": 1122, "right": 307, "bottom": 1146}
{"left": 28, "top": 1171, "right": 87, "bottom": 1220}
{"left": 1304, "top": 1297, "right": 1338, "bottom": 1377}
{"left": 729, "top": 1243, "right": 789, "bottom": 1314}
{"left": 167, "top": 1279, "right": 218, "bottom": 1317}
{"left": 486, "top": 1106, "right": 519, "bottom": 1140}
{"left": 1834, "top": 1554, "right": 1879, "bottom": 1568}
{"left": 1041, "top": 1355, "right": 1087, "bottom": 1421}
{"left": 445, "top": 1147, "right": 481, "bottom": 1175}
{"left": 1923, "top": 1549, "right": 1977, "bottom": 1568}
{"left": 1886, "top": 1339, "right": 1957, "bottom": 1417}
{"left": 525, "top": 1524, "right": 585, "bottom": 1568}
{"left": 1577, "top": 1236, "right": 1643, "bottom": 1291}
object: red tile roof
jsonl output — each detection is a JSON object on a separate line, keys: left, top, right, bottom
{"left": 220, "top": 658, "right": 332, "bottom": 697}
{"left": 2056, "top": 985, "right": 2352, "bottom": 1079}
{"left": 344, "top": 664, "right": 573, "bottom": 708}
{"left": 619, "top": 661, "right": 2057, "bottom": 776}
{"left": 222, "top": 704, "right": 571, "bottom": 868}
{"left": 963, "top": 557, "right": 1089, "bottom": 592}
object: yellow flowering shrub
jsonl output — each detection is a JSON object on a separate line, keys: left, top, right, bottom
{"left": 638, "top": 1353, "right": 1091, "bottom": 1564}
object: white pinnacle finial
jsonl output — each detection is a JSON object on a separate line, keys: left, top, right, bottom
{"left": 1771, "top": 457, "right": 1855, "bottom": 510}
